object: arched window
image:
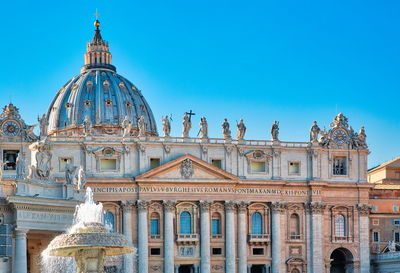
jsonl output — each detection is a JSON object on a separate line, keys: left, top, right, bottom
{"left": 291, "top": 269, "right": 300, "bottom": 273}
{"left": 150, "top": 212, "right": 160, "bottom": 235}
{"left": 290, "top": 213, "right": 300, "bottom": 236}
{"left": 104, "top": 211, "right": 115, "bottom": 232}
{"left": 212, "top": 213, "right": 221, "bottom": 235}
{"left": 252, "top": 212, "right": 263, "bottom": 234}
{"left": 180, "top": 211, "right": 192, "bottom": 234}
{"left": 335, "top": 215, "right": 346, "bottom": 237}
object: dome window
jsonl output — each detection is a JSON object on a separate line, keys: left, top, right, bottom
{"left": 119, "top": 82, "right": 126, "bottom": 88}
{"left": 105, "top": 99, "right": 112, "bottom": 106}
{"left": 101, "top": 72, "right": 106, "bottom": 76}
{"left": 131, "top": 86, "right": 137, "bottom": 91}
{"left": 84, "top": 100, "right": 91, "bottom": 106}
{"left": 86, "top": 81, "right": 93, "bottom": 86}
{"left": 126, "top": 102, "right": 131, "bottom": 107}
{"left": 66, "top": 102, "right": 72, "bottom": 108}
{"left": 103, "top": 80, "right": 110, "bottom": 87}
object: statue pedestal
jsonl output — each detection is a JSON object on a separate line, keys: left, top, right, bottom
{"left": 272, "top": 140, "right": 280, "bottom": 146}
{"left": 224, "top": 138, "right": 232, "bottom": 144}
{"left": 63, "top": 184, "right": 75, "bottom": 199}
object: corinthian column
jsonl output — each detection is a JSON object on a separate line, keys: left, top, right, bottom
{"left": 225, "top": 201, "right": 236, "bottom": 273}
{"left": 164, "top": 200, "right": 176, "bottom": 273}
{"left": 15, "top": 229, "right": 28, "bottom": 273}
{"left": 357, "top": 203, "right": 371, "bottom": 273}
{"left": 137, "top": 200, "right": 150, "bottom": 273}
{"left": 237, "top": 201, "right": 248, "bottom": 273}
{"left": 271, "top": 202, "right": 287, "bottom": 273}
{"left": 307, "top": 202, "right": 326, "bottom": 273}
{"left": 122, "top": 201, "right": 134, "bottom": 273}
{"left": 200, "top": 200, "right": 211, "bottom": 273}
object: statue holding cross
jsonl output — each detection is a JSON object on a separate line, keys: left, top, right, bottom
{"left": 182, "top": 110, "right": 195, "bottom": 137}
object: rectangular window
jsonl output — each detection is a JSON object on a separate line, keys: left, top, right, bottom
{"left": 59, "top": 157, "right": 72, "bottom": 171}
{"left": 150, "top": 158, "right": 161, "bottom": 169}
{"left": 211, "top": 159, "right": 222, "bottom": 169}
{"left": 3, "top": 150, "right": 19, "bottom": 170}
{"left": 394, "top": 205, "right": 399, "bottom": 212}
{"left": 252, "top": 248, "right": 264, "bottom": 255}
{"left": 373, "top": 232, "right": 379, "bottom": 242}
{"left": 100, "top": 159, "right": 117, "bottom": 171}
{"left": 395, "top": 232, "right": 400, "bottom": 243}
{"left": 288, "top": 162, "right": 300, "bottom": 175}
{"left": 393, "top": 219, "right": 400, "bottom": 226}
{"left": 150, "top": 248, "right": 161, "bottom": 255}
{"left": 212, "top": 248, "right": 222, "bottom": 255}
{"left": 333, "top": 157, "right": 347, "bottom": 175}
{"left": 150, "top": 219, "right": 159, "bottom": 235}
{"left": 212, "top": 219, "right": 221, "bottom": 235}
{"left": 250, "top": 161, "right": 266, "bottom": 173}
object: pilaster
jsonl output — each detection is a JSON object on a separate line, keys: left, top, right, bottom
{"left": 137, "top": 200, "right": 150, "bottom": 273}
{"left": 271, "top": 202, "right": 287, "bottom": 273}
{"left": 225, "top": 201, "right": 236, "bottom": 273}
{"left": 200, "top": 200, "right": 211, "bottom": 273}
{"left": 15, "top": 229, "right": 28, "bottom": 273}
{"left": 237, "top": 201, "right": 248, "bottom": 273}
{"left": 307, "top": 202, "right": 326, "bottom": 273}
{"left": 357, "top": 203, "right": 371, "bottom": 273}
{"left": 164, "top": 200, "right": 176, "bottom": 273}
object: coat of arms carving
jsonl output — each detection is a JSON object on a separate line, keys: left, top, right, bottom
{"left": 180, "top": 158, "right": 194, "bottom": 179}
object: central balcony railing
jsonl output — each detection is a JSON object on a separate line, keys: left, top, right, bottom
{"left": 176, "top": 233, "right": 199, "bottom": 245}
{"left": 248, "top": 234, "right": 270, "bottom": 245}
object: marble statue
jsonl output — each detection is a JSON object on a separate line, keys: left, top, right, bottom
{"left": 76, "top": 166, "right": 86, "bottom": 190}
{"left": 138, "top": 115, "right": 147, "bottom": 136}
{"left": 271, "top": 121, "right": 279, "bottom": 141}
{"left": 65, "top": 163, "right": 77, "bottom": 185}
{"left": 34, "top": 139, "right": 52, "bottom": 179}
{"left": 310, "top": 121, "right": 321, "bottom": 142}
{"left": 162, "top": 115, "right": 171, "bottom": 137}
{"left": 358, "top": 126, "right": 367, "bottom": 145}
{"left": 121, "top": 116, "right": 131, "bottom": 137}
{"left": 182, "top": 113, "right": 191, "bottom": 138}
{"left": 388, "top": 241, "right": 397, "bottom": 252}
{"left": 83, "top": 115, "right": 93, "bottom": 136}
{"left": 16, "top": 153, "right": 26, "bottom": 180}
{"left": 38, "top": 114, "right": 47, "bottom": 137}
{"left": 199, "top": 117, "right": 208, "bottom": 138}
{"left": 24, "top": 124, "right": 38, "bottom": 142}
{"left": 236, "top": 119, "right": 246, "bottom": 140}
{"left": 222, "top": 119, "right": 231, "bottom": 139}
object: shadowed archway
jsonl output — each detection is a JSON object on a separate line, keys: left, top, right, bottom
{"left": 330, "top": 248, "right": 354, "bottom": 273}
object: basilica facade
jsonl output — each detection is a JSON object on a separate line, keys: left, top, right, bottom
{"left": 0, "top": 20, "right": 372, "bottom": 273}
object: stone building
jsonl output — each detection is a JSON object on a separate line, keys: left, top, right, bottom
{"left": 0, "top": 20, "right": 372, "bottom": 273}
{"left": 368, "top": 158, "right": 400, "bottom": 272}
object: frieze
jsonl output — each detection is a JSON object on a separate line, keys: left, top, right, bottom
{"left": 91, "top": 186, "right": 321, "bottom": 196}
{"left": 17, "top": 211, "right": 73, "bottom": 223}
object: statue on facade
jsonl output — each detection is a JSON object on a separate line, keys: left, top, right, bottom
{"left": 330, "top": 113, "right": 349, "bottom": 128}
{"left": 23, "top": 124, "right": 38, "bottom": 142}
{"left": 65, "top": 163, "right": 77, "bottom": 185}
{"left": 162, "top": 115, "right": 171, "bottom": 137}
{"left": 388, "top": 241, "right": 397, "bottom": 252}
{"left": 310, "top": 121, "right": 321, "bottom": 142}
{"left": 16, "top": 153, "right": 26, "bottom": 180}
{"left": 222, "top": 119, "right": 231, "bottom": 139}
{"left": 271, "top": 121, "right": 279, "bottom": 141}
{"left": 138, "top": 115, "right": 147, "bottom": 136}
{"left": 83, "top": 115, "right": 93, "bottom": 136}
{"left": 76, "top": 166, "right": 86, "bottom": 190}
{"left": 38, "top": 114, "right": 47, "bottom": 137}
{"left": 30, "top": 138, "right": 52, "bottom": 179}
{"left": 357, "top": 126, "right": 367, "bottom": 147}
{"left": 182, "top": 113, "right": 191, "bottom": 138}
{"left": 198, "top": 117, "right": 208, "bottom": 138}
{"left": 121, "top": 116, "right": 131, "bottom": 137}
{"left": 236, "top": 119, "right": 246, "bottom": 140}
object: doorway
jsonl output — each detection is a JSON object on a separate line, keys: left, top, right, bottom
{"left": 330, "top": 248, "right": 354, "bottom": 273}
{"left": 179, "top": 264, "right": 194, "bottom": 273}
{"left": 251, "top": 264, "right": 265, "bottom": 273}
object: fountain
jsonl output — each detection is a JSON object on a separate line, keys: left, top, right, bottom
{"left": 42, "top": 188, "right": 135, "bottom": 273}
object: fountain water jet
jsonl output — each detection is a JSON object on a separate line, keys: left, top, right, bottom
{"left": 42, "top": 188, "right": 135, "bottom": 273}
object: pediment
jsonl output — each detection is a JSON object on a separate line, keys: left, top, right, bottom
{"left": 136, "top": 154, "right": 239, "bottom": 182}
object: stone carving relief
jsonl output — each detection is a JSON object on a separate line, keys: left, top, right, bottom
{"left": 29, "top": 138, "right": 52, "bottom": 179}
{"left": 180, "top": 158, "right": 194, "bottom": 179}
{"left": 357, "top": 203, "right": 371, "bottom": 216}
{"left": 0, "top": 104, "right": 38, "bottom": 142}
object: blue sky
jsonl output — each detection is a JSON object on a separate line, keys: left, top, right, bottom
{"left": 0, "top": 0, "right": 399, "bottom": 168}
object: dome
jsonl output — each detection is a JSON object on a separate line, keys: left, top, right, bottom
{"left": 45, "top": 20, "right": 158, "bottom": 137}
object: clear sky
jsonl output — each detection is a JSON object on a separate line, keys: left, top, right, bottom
{"left": 0, "top": 0, "right": 399, "bottom": 168}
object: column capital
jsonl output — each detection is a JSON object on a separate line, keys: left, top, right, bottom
{"left": 306, "top": 201, "right": 327, "bottom": 214}
{"left": 357, "top": 203, "right": 371, "bottom": 216}
{"left": 225, "top": 200, "right": 236, "bottom": 211}
{"left": 163, "top": 200, "right": 177, "bottom": 212}
{"left": 121, "top": 200, "right": 136, "bottom": 212}
{"left": 271, "top": 201, "right": 287, "bottom": 213}
{"left": 15, "top": 229, "right": 29, "bottom": 235}
{"left": 237, "top": 201, "right": 249, "bottom": 214}
{"left": 137, "top": 200, "right": 151, "bottom": 211}
{"left": 199, "top": 200, "right": 212, "bottom": 212}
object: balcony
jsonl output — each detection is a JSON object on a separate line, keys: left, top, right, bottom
{"left": 333, "top": 236, "right": 353, "bottom": 243}
{"left": 149, "top": 234, "right": 161, "bottom": 240}
{"left": 289, "top": 234, "right": 302, "bottom": 240}
{"left": 248, "top": 234, "right": 270, "bottom": 245}
{"left": 176, "top": 233, "right": 199, "bottom": 245}
{"left": 211, "top": 234, "right": 223, "bottom": 240}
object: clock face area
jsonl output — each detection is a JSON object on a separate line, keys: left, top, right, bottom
{"left": 332, "top": 129, "right": 348, "bottom": 144}
{"left": 2, "top": 120, "right": 20, "bottom": 137}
